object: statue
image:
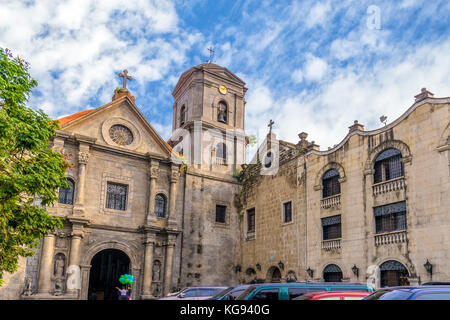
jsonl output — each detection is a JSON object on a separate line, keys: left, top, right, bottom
{"left": 152, "top": 260, "right": 161, "bottom": 281}
{"left": 54, "top": 254, "right": 65, "bottom": 277}
{"left": 53, "top": 278, "right": 64, "bottom": 296}
{"left": 22, "top": 276, "right": 33, "bottom": 296}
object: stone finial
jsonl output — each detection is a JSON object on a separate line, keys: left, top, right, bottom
{"left": 349, "top": 120, "right": 364, "bottom": 133}
{"left": 298, "top": 132, "right": 308, "bottom": 141}
{"left": 414, "top": 87, "right": 434, "bottom": 102}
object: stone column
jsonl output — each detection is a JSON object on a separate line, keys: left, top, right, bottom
{"left": 67, "top": 218, "right": 88, "bottom": 296}
{"left": 74, "top": 146, "right": 90, "bottom": 216}
{"left": 168, "top": 164, "right": 179, "bottom": 227}
{"left": 37, "top": 234, "right": 56, "bottom": 294}
{"left": 146, "top": 159, "right": 159, "bottom": 223}
{"left": 141, "top": 232, "right": 156, "bottom": 299}
{"left": 163, "top": 234, "right": 177, "bottom": 295}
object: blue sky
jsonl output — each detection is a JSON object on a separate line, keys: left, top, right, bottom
{"left": 1, "top": 0, "right": 449, "bottom": 158}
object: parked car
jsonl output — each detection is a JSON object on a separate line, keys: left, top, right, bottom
{"left": 209, "top": 284, "right": 263, "bottom": 300}
{"left": 236, "top": 282, "right": 374, "bottom": 300}
{"left": 363, "top": 286, "right": 450, "bottom": 300}
{"left": 159, "top": 286, "right": 227, "bottom": 300}
{"left": 294, "top": 291, "right": 371, "bottom": 300}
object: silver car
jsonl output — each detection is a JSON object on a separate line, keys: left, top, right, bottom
{"left": 159, "top": 286, "right": 227, "bottom": 300}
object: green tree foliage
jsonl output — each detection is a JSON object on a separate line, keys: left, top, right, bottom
{"left": 0, "top": 48, "right": 68, "bottom": 286}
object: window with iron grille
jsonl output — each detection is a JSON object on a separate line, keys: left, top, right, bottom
{"left": 106, "top": 182, "right": 128, "bottom": 211}
{"left": 59, "top": 178, "right": 75, "bottom": 205}
{"left": 216, "top": 143, "right": 227, "bottom": 164}
{"left": 155, "top": 194, "right": 166, "bottom": 217}
{"left": 322, "top": 169, "right": 341, "bottom": 198}
{"left": 283, "top": 201, "right": 292, "bottom": 223}
{"left": 322, "top": 215, "right": 342, "bottom": 240}
{"left": 374, "top": 201, "right": 407, "bottom": 233}
{"left": 247, "top": 208, "right": 255, "bottom": 232}
{"left": 216, "top": 205, "right": 226, "bottom": 223}
{"left": 374, "top": 148, "right": 404, "bottom": 183}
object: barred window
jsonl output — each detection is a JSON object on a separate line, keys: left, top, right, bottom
{"left": 321, "top": 215, "right": 342, "bottom": 240}
{"left": 283, "top": 201, "right": 292, "bottom": 223}
{"left": 59, "top": 178, "right": 75, "bottom": 205}
{"left": 247, "top": 208, "right": 255, "bottom": 232}
{"left": 106, "top": 182, "right": 128, "bottom": 211}
{"left": 155, "top": 194, "right": 166, "bottom": 217}
{"left": 216, "top": 205, "right": 226, "bottom": 223}
{"left": 322, "top": 169, "right": 340, "bottom": 198}
{"left": 374, "top": 148, "right": 404, "bottom": 183}
{"left": 374, "top": 201, "right": 407, "bottom": 233}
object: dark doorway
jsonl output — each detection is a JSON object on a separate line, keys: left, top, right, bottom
{"left": 88, "top": 249, "right": 130, "bottom": 300}
{"left": 267, "top": 267, "right": 282, "bottom": 283}
{"left": 380, "top": 260, "right": 409, "bottom": 287}
{"left": 323, "top": 264, "right": 343, "bottom": 282}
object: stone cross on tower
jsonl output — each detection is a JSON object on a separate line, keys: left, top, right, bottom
{"left": 207, "top": 47, "right": 214, "bottom": 63}
{"left": 268, "top": 119, "right": 275, "bottom": 135}
{"left": 118, "top": 69, "right": 132, "bottom": 89}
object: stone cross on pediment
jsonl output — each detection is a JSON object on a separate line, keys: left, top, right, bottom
{"left": 268, "top": 119, "right": 275, "bottom": 135}
{"left": 118, "top": 69, "right": 133, "bottom": 89}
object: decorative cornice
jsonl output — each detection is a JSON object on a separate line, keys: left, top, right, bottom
{"left": 308, "top": 97, "right": 450, "bottom": 157}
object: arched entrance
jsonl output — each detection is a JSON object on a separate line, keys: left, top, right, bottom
{"left": 266, "top": 266, "right": 282, "bottom": 283}
{"left": 323, "top": 264, "right": 343, "bottom": 282}
{"left": 380, "top": 260, "right": 410, "bottom": 287}
{"left": 88, "top": 249, "right": 130, "bottom": 300}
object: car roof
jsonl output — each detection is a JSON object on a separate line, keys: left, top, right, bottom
{"left": 379, "top": 286, "right": 450, "bottom": 292}
{"left": 248, "top": 282, "right": 369, "bottom": 287}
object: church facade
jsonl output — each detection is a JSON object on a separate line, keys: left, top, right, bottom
{"left": 0, "top": 63, "right": 449, "bottom": 300}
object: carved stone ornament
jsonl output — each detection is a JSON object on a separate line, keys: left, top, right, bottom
{"left": 78, "top": 152, "right": 90, "bottom": 164}
{"left": 170, "top": 167, "right": 180, "bottom": 183}
{"left": 150, "top": 167, "right": 160, "bottom": 179}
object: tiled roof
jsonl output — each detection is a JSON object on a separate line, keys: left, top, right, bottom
{"left": 57, "top": 109, "right": 95, "bottom": 126}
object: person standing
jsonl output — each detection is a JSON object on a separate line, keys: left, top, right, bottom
{"left": 116, "top": 286, "right": 128, "bottom": 300}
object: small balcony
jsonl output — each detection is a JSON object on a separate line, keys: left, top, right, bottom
{"left": 215, "top": 157, "right": 227, "bottom": 166}
{"left": 320, "top": 194, "right": 341, "bottom": 209}
{"left": 321, "top": 239, "right": 341, "bottom": 251}
{"left": 373, "top": 177, "right": 406, "bottom": 196}
{"left": 374, "top": 230, "right": 407, "bottom": 246}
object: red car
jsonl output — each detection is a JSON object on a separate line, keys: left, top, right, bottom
{"left": 294, "top": 291, "right": 370, "bottom": 300}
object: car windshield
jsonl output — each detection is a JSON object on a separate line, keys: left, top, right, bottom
{"left": 364, "top": 289, "right": 412, "bottom": 300}
{"left": 236, "top": 286, "right": 257, "bottom": 300}
{"left": 211, "top": 287, "right": 234, "bottom": 299}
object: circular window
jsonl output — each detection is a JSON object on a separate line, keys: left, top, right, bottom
{"left": 109, "top": 124, "right": 134, "bottom": 146}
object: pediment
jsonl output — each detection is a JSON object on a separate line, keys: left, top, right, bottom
{"left": 60, "top": 96, "right": 172, "bottom": 158}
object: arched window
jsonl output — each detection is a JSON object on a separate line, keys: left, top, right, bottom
{"left": 374, "top": 148, "right": 404, "bottom": 183}
{"left": 323, "top": 264, "right": 343, "bottom": 282}
{"left": 155, "top": 194, "right": 167, "bottom": 218}
{"left": 322, "top": 169, "right": 340, "bottom": 198}
{"left": 216, "top": 142, "right": 227, "bottom": 165}
{"left": 380, "top": 260, "right": 409, "bottom": 287}
{"left": 180, "top": 105, "right": 186, "bottom": 126}
{"left": 59, "top": 178, "right": 75, "bottom": 205}
{"left": 217, "top": 101, "right": 228, "bottom": 123}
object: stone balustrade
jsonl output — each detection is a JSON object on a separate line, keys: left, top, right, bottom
{"left": 215, "top": 157, "right": 227, "bottom": 165}
{"left": 321, "top": 239, "right": 341, "bottom": 251}
{"left": 320, "top": 194, "right": 341, "bottom": 209}
{"left": 374, "top": 230, "right": 407, "bottom": 246}
{"left": 373, "top": 177, "right": 406, "bottom": 196}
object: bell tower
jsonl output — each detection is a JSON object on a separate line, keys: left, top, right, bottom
{"left": 169, "top": 63, "right": 247, "bottom": 175}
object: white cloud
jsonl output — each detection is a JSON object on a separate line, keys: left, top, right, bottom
{"left": 0, "top": 0, "right": 189, "bottom": 116}
{"left": 306, "top": 2, "right": 332, "bottom": 28}
{"left": 304, "top": 55, "right": 328, "bottom": 81}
